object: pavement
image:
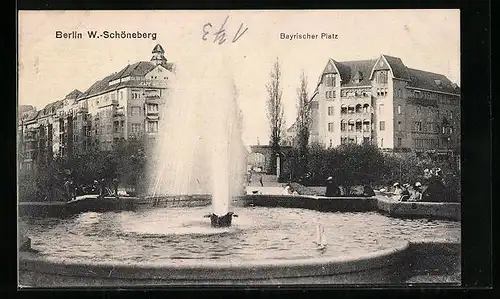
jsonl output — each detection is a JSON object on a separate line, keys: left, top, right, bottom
{"left": 246, "top": 173, "right": 286, "bottom": 195}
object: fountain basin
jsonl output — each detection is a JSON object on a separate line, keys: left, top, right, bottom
{"left": 18, "top": 205, "right": 460, "bottom": 286}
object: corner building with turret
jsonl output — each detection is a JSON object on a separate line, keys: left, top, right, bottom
{"left": 308, "top": 55, "right": 460, "bottom": 158}
{"left": 18, "top": 44, "right": 174, "bottom": 171}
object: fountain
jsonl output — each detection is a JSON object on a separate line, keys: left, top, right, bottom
{"left": 147, "top": 49, "right": 245, "bottom": 228}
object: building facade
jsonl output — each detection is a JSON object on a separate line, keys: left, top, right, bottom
{"left": 304, "top": 54, "right": 460, "bottom": 156}
{"left": 18, "top": 44, "right": 174, "bottom": 171}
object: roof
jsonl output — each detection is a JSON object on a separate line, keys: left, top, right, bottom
{"left": 335, "top": 60, "right": 376, "bottom": 87}
{"left": 65, "top": 89, "right": 83, "bottom": 99}
{"left": 382, "top": 55, "right": 411, "bottom": 81}
{"left": 152, "top": 44, "right": 165, "bottom": 54}
{"left": 320, "top": 55, "right": 460, "bottom": 95}
{"left": 407, "top": 68, "right": 460, "bottom": 94}
{"left": 78, "top": 61, "right": 173, "bottom": 99}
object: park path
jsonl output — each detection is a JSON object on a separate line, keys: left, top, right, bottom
{"left": 245, "top": 173, "right": 284, "bottom": 195}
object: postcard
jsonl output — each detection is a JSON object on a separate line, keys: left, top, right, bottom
{"left": 18, "top": 9, "right": 461, "bottom": 287}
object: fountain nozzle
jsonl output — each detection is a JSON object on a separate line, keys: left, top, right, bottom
{"left": 206, "top": 212, "right": 235, "bottom": 228}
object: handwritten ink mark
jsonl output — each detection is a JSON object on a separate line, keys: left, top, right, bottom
{"left": 201, "top": 15, "right": 248, "bottom": 45}
{"left": 232, "top": 23, "right": 248, "bottom": 43}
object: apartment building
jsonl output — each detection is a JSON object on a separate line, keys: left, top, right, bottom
{"left": 301, "top": 54, "right": 460, "bottom": 156}
{"left": 18, "top": 44, "right": 174, "bottom": 171}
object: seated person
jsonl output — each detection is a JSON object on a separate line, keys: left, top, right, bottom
{"left": 399, "top": 184, "right": 411, "bottom": 202}
{"left": 409, "top": 182, "right": 423, "bottom": 202}
{"left": 392, "top": 183, "right": 402, "bottom": 200}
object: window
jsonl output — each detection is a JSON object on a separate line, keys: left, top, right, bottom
{"left": 328, "top": 106, "right": 334, "bottom": 116}
{"left": 348, "top": 105, "right": 355, "bottom": 114}
{"left": 329, "top": 139, "right": 333, "bottom": 148}
{"left": 379, "top": 104, "right": 384, "bottom": 114}
{"left": 348, "top": 137, "right": 355, "bottom": 144}
{"left": 332, "top": 90, "right": 336, "bottom": 98}
{"left": 147, "top": 121, "right": 159, "bottom": 133}
{"left": 379, "top": 121, "right": 386, "bottom": 131}
{"left": 131, "top": 107, "right": 141, "bottom": 116}
{"left": 380, "top": 138, "right": 384, "bottom": 147}
{"left": 147, "top": 104, "right": 159, "bottom": 113}
{"left": 415, "top": 121, "right": 422, "bottom": 132}
{"left": 348, "top": 120, "right": 355, "bottom": 132}
{"left": 376, "top": 71, "right": 388, "bottom": 84}
{"left": 325, "top": 74, "right": 336, "bottom": 87}
{"left": 355, "top": 120, "right": 362, "bottom": 132}
{"left": 341, "top": 137, "right": 347, "bottom": 145}
{"left": 341, "top": 105, "right": 347, "bottom": 114}
{"left": 355, "top": 104, "right": 362, "bottom": 113}
{"left": 398, "top": 105, "right": 402, "bottom": 115}
{"left": 341, "top": 120, "right": 347, "bottom": 132}
{"left": 328, "top": 122, "right": 334, "bottom": 132}
{"left": 363, "top": 137, "right": 370, "bottom": 144}
{"left": 363, "top": 104, "right": 369, "bottom": 113}
{"left": 363, "top": 120, "right": 370, "bottom": 132}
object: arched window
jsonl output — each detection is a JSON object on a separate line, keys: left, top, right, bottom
{"left": 348, "top": 105, "right": 355, "bottom": 114}
{"left": 355, "top": 119, "right": 362, "bottom": 132}
{"left": 341, "top": 105, "right": 347, "bottom": 114}
{"left": 355, "top": 104, "right": 362, "bottom": 113}
{"left": 340, "top": 119, "right": 347, "bottom": 132}
{"left": 363, "top": 119, "right": 370, "bottom": 132}
{"left": 363, "top": 104, "right": 370, "bottom": 113}
{"left": 348, "top": 119, "right": 355, "bottom": 132}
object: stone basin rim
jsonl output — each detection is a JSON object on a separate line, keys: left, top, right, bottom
{"left": 19, "top": 241, "right": 411, "bottom": 280}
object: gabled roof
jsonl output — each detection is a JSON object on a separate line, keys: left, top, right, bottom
{"left": 382, "top": 55, "right": 411, "bottom": 81}
{"left": 65, "top": 89, "right": 83, "bottom": 99}
{"left": 319, "top": 54, "right": 459, "bottom": 95}
{"left": 407, "top": 68, "right": 460, "bottom": 94}
{"left": 78, "top": 61, "right": 174, "bottom": 99}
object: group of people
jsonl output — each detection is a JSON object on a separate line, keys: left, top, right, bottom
{"left": 63, "top": 177, "right": 119, "bottom": 201}
{"left": 324, "top": 176, "right": 375, "bottom": 197}
{"left": 391, "top": 182, "right": 423, "bottom": 202}
{"left": 390, "top": 167, "right": 449, "bottom": 202}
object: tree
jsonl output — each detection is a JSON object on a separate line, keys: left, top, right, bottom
{"left": 294, "top": 71, "right": 311, "bottom": 178}
{"left": 266, "top": 58, "right": 285, "bottom": 174}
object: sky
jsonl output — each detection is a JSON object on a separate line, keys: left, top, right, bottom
{"left": 18, "top": 10, "right": 460, "bottom": 146}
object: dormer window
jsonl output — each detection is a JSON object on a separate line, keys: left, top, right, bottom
{"left": 434, "top": 80, "right": 442, "bottom": 86}
{"left": 352, "top": 71, "right": 363, "bottom": 84}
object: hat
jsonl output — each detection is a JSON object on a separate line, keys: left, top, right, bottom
{"left": 393, "top": 182, "right": 400, "bottom": 187}
{"left": 327, "top": 177, "right": 333, "bottom": 181}
{"left": 415, "top": 182, "right": 422, "bottom": 187}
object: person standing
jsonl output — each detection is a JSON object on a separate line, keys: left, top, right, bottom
{"left": 112, "top": 178, "right": 119, "bottom": 197}
{"left": 325, "top": 176, "right": 341, "bottom": 197}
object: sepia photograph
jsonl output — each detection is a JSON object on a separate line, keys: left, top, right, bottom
{"left": 17, "top": 9, "right": 461, "bottom": 287}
